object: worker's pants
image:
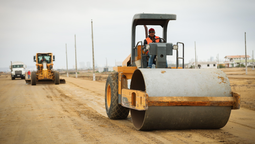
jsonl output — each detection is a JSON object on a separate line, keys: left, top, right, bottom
{"left": 28, "top": 75, "right": 30, "bottom": 79}
{"left": 147, "top": 52, "right": 168, "bottom": 68}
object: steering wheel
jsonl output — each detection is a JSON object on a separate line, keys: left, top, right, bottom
{"left": 155, "top": 38, "right": 166, "bottom": 43}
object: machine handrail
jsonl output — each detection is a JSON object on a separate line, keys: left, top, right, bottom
{"left": 176, "top": 42, "right": 184, "bottom": 69}
{"left": 134, "top": 41, "right": 143, "bottom": 49}
{"left": 133, "top": 41, "right": 144, "bottom": 68}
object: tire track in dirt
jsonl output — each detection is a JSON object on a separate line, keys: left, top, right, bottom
{"left": 5, "top": 76, "right": 255, "bottom": 143}
{"left": 47, "top": 85, "right": 164, "bottom": 143}
{"left": 31, "top": 85, "right": 85, "bottom": 143}
{"left": 42, "top": 77, "right": 255, "bottom": 143}
{"left": 191, "top": 130, "right": 238, "bottom": 144}
{"left": 68, "top": 81, "right": 102, "bottom": 96}
{"left": 50, "top": 80, "right": 226, "bottom": 144}
{"left": 229, "top": 120, "right": 255, "bottom": 129}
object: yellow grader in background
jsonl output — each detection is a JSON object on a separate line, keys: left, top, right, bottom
{"left": 105, "top": 13, "right": 240, "bottom": 130}
{"left": 25, "top": 53, "right": 65, "bottom": 85}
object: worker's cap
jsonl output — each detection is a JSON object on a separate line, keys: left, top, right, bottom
{"left": 149, "top": 28, "right": 155, "bottom": 33}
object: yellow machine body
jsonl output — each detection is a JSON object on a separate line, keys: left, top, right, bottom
{"left": 114, "top": 65, "right": 240, "bottom": 112}
{"left": 111, "top": 64, "right": 240, "bottom": 131}
{"left": 35, "top": 53, "right": 55, "bottom": 80}
{"left": 105, "top": 13, "right": 240, "bottom": 131}
{"left": 26, "top": 52, "right": 64, "bottom": 85}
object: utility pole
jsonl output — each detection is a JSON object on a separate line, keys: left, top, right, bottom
{"left": 91, "top": 20, "right": 95, "bottom": 81}
{"left": 218, "top": 54, "right": 220, "bottom": 68}
{"left": 10, "top": 61, "right": 12, "bottom": 72}
{"left": 245, "top": 32, "right": 247, "bottom": 75}
{"left": 253, "top": 50, "right": 254, "bottom": 70}
{"left": 74, "top": 34, "right": 78, "bottom": 78}
{"left": 106, "top": 58, "right": 108, "bottom": 68}
{"left": 106, "top": 58, "right": 108, "bottom": 72}
{"left": 194, "top": 41, "right": 197, "bottom": 69}
{"left": 217, "top": 54, "right": 220, "bottom": 68}
{"left": 65, "top": 43, "right": 69, "bottom": 77}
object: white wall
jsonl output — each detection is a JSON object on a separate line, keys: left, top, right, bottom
{"left": 198, "top": 63, "right": 217, "bottom": 69}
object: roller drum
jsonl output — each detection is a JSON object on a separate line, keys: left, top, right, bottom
{"left": 130, "top": 69, "right": 232, "bottom": 130}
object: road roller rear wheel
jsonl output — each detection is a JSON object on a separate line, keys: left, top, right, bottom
{"left": 105, "top": 72, "right": 129, "bottom": 119}
{"left": 31, "top": 72, "right": 36, "bottom": 86}
{"left": 54, "top": 71, "right": 60, "bottom": 85}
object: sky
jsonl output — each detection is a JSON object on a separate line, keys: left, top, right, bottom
{"left": 0, "top": 0, "right": 255, "bottom": 70}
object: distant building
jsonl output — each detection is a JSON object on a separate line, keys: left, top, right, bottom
{"left": 86, "top": 62, "right": 91, "bottom": 69}
{"left": 188, "top": 61, "right": 217, "bottom": 69}
{"left": 98, "top": 67, "right": 113, "bottom": 72}
{"left": 224, "top": 55, "right": 250, "bottom": 61}
{"left": 197, "top": 61, "right": 217, "bottom": 69}
{"left": 103, "top": 67, "right": 108, "bottom": 72}
{"left": 210, "top": 56, "right": 214, "bottom": 62}
{"left": 224, "top": 55, "right": 253, "bottom": 67}
{"left": 79, "top": 62, "right": 85, "bottom": 70}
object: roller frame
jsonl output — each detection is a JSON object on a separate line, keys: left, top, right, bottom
{"left": 114, "top": 69, "right": 240, "bottom": 110}
{"left": 114, "top": 68, "right": 240, "bottom": 130}
{"left": 121, "top": 89, "right": 240, "bottom": 110}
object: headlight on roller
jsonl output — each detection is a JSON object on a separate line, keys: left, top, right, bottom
{"left": 173, "top": 44, "right": 178, "bottom": 50}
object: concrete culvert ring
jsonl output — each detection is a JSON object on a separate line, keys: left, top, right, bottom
{"left": 130, "top": 69, "right": 146, "bottom": 130}
{"left": 130, "top": 69, "right": 232, "bottom": 131}
{"left": 131, "top": 110, "right": 146, "bottom": 130}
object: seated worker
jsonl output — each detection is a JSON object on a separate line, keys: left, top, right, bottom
{"left": 144, "top": 28, "right": 162, "bottom": 68}
{"left": 41, "top": 57, "right": 46, "bottom": 63}
{"left": 27, "top": 70, "right": 31, "bottom": 79}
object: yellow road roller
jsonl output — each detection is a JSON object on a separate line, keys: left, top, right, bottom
{"left": 105, "top": 13, "right": 240, "bottom": 130}
{"left": 26, "top": 53, "right": 65, "bottom": 85}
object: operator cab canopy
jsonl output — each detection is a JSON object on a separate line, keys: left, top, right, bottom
{"left": 132, "top": 13, "right": 176, "bottom": 39}
{"left": 131, "top": 13, "right": 177, "bottom": 65}
{"left": 132, "top": 13, "right": 176, "bottom": 26}
{"left": 34, "top": 53, "right": 55, "bottom": 63}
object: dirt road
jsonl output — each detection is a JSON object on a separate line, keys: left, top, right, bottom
{"left": 0, "top": 75, "right": 255, "bottom": 144}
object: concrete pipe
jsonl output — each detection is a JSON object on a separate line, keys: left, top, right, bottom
{"left": 130, "top": 69, "right": 232, "bottom": 130}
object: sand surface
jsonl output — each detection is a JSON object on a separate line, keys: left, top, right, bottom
{"left": 0, "top": 68, "right": 255, "bottom": 144}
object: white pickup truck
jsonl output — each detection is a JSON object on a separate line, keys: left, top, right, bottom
{"left": 10, "top": 61, "right": 27, "bottom": 80}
